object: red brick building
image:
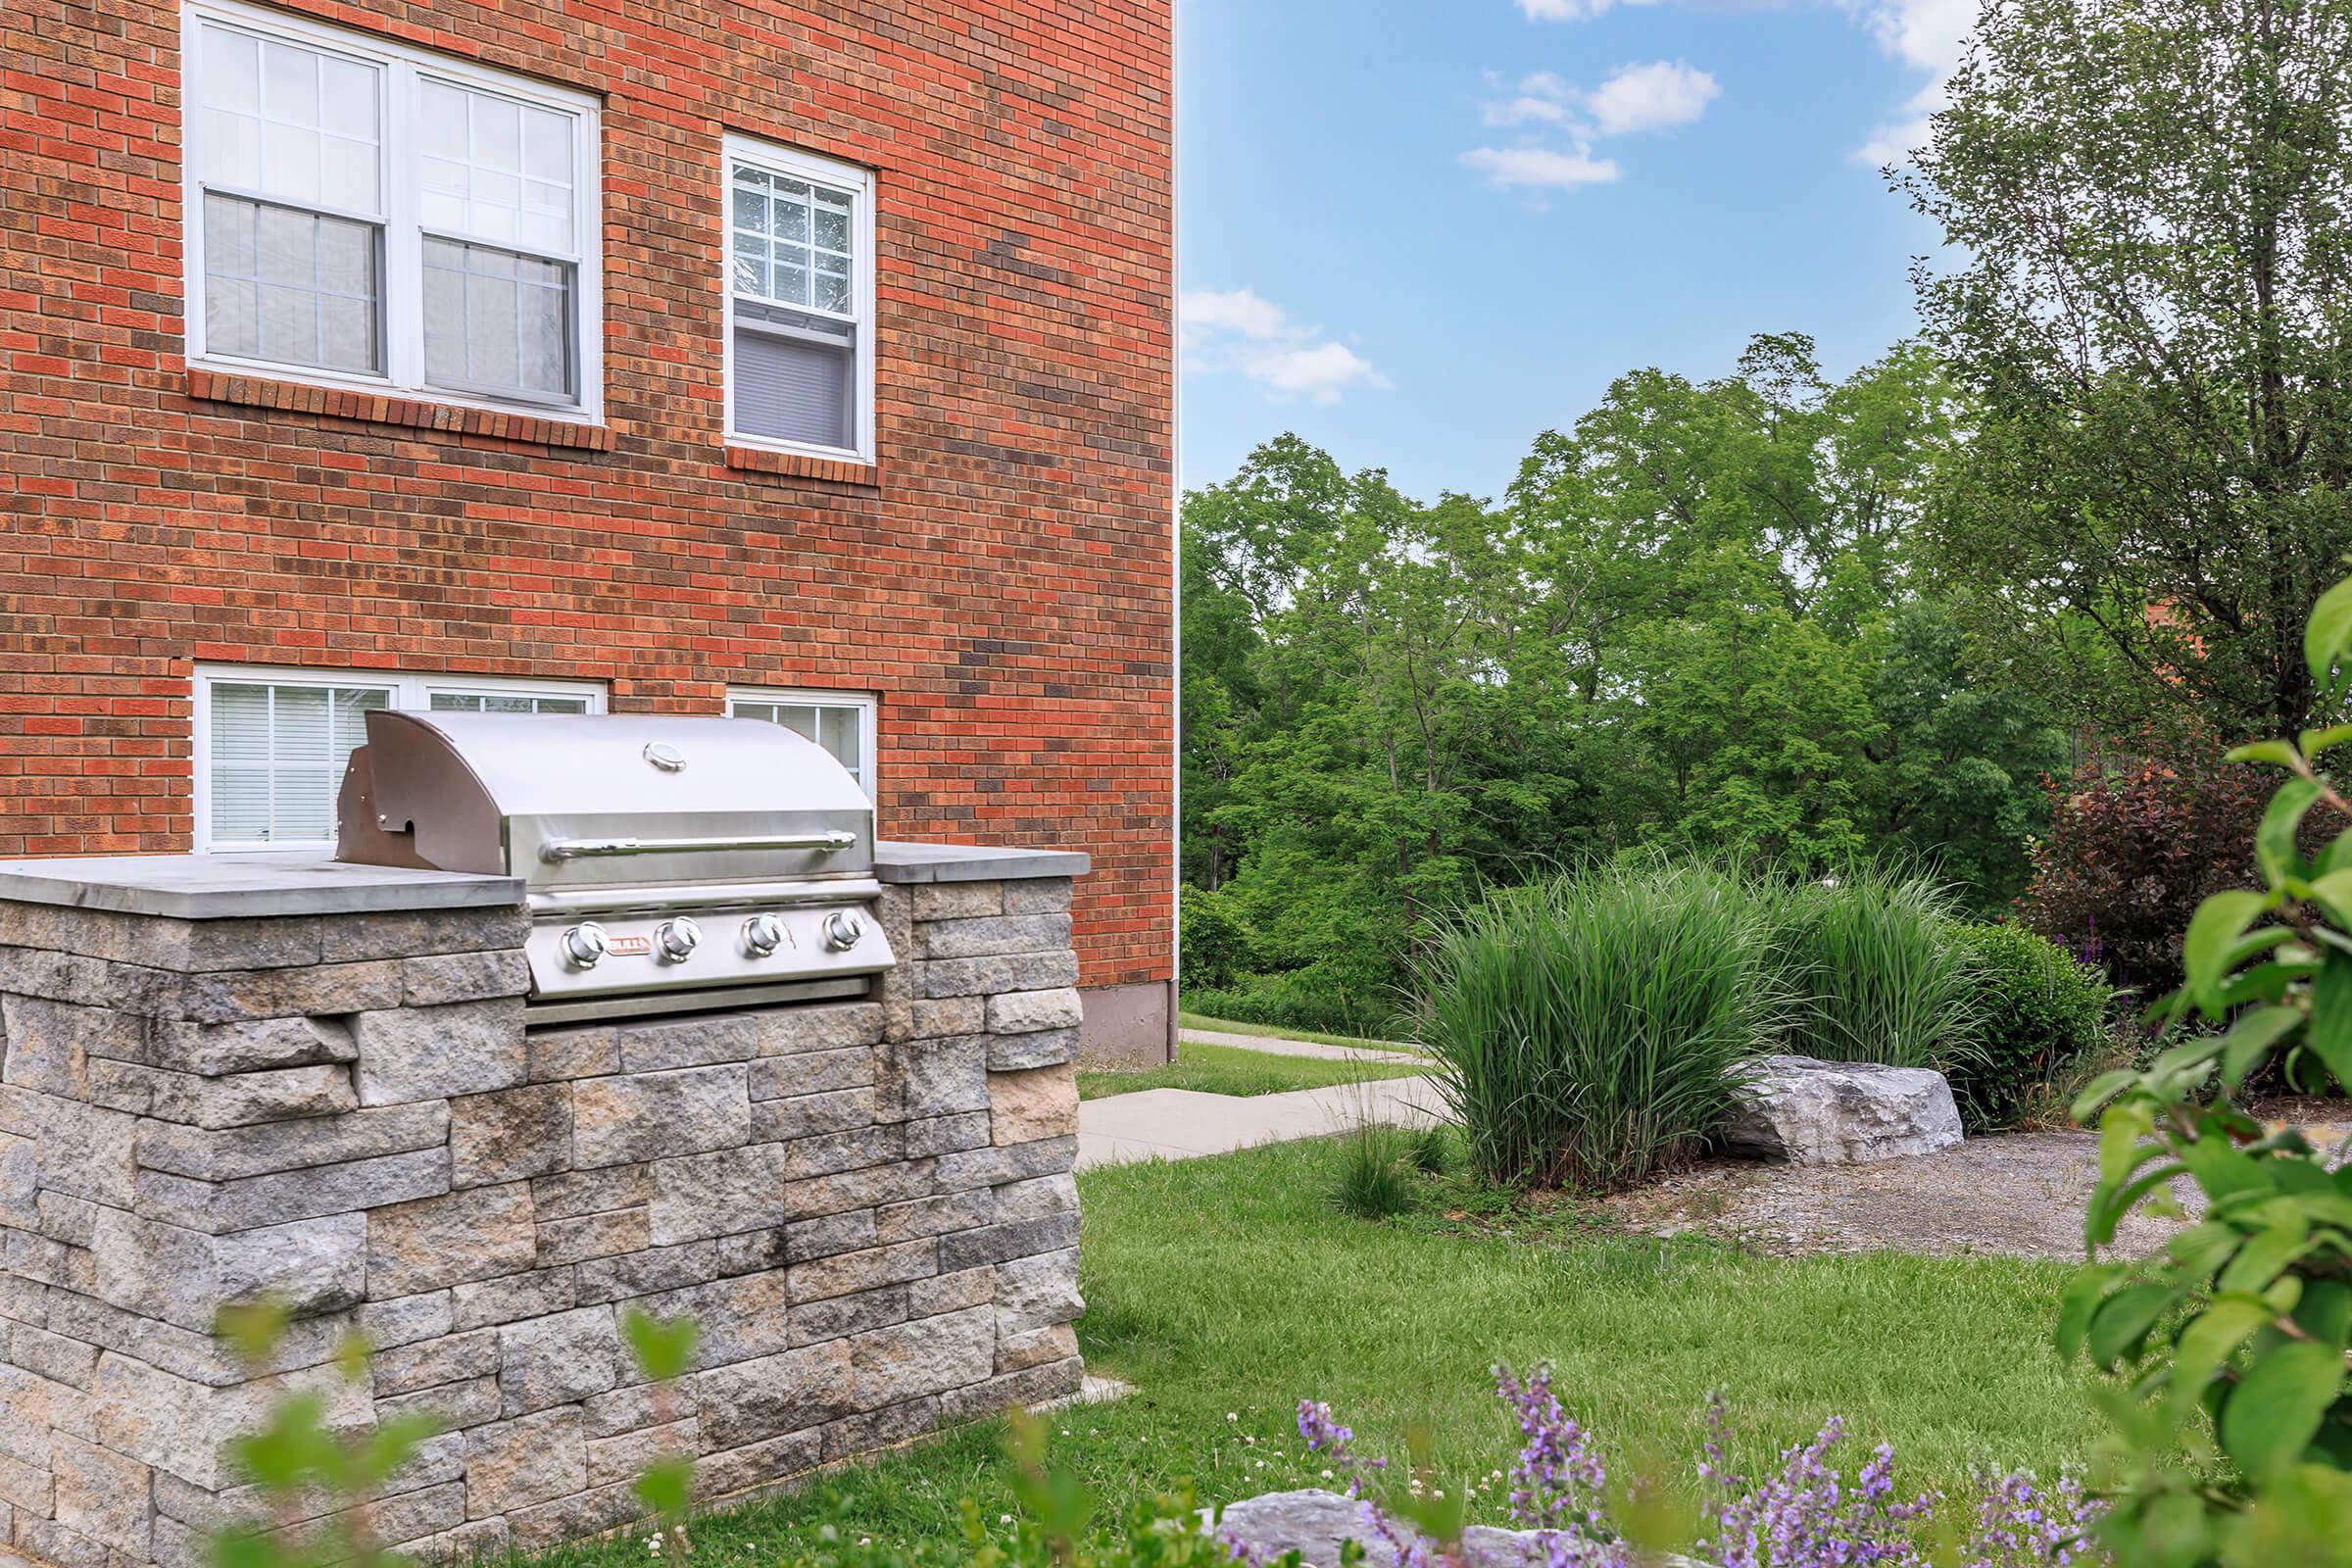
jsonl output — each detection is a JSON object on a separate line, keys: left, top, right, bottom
{"left": 0, "top": 0, "right": 1176, "bottom": 1055}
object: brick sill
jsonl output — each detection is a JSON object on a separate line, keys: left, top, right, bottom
{"left": 723, "top": 444, "right": 880, "bottom": 486}
{"left": 185, "top": 368, "right": 617, "bottom": 452}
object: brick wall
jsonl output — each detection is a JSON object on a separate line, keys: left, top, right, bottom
{"left": 0, "top": 0, "right": 1175, "bottom": 999}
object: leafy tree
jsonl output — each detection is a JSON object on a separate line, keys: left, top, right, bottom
{"left": 1864, "top": 602, "right": 2067, "bottom": 906}
{"left": 1906, "top": 0, "right": 2352, "bottom": 740}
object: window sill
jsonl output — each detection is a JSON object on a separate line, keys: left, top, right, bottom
{"left": 723, "top": 444, "right": 880, "bottom": 485}
{"left": 186, "top": 368, "right": 617, "bottom": 453}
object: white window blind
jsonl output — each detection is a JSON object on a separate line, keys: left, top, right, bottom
{"left": 723, "top": 138, "right": 873, "bottom": 461}
{"left": 206, "top": 680, "right": 390, "bottom": 846}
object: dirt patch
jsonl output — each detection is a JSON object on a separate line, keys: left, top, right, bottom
{"left": 1591, "top": 1132, "right": 2181, "bottom": 1260}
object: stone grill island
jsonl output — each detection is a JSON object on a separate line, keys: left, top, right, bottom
{"left": 0, "top": 839, "right": 1088, "bottom": 1566}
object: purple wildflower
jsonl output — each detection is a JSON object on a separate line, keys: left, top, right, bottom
{"left": 1697, "top": 1395, "right": 1934, "bottom": 1568}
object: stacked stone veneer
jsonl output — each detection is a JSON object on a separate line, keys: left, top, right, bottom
{"left": 0, "top": 874, "right": 1085, "bottom": 1567}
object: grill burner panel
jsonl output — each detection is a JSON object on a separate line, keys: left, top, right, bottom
{"left": 336, "top": 710, "right": 896, "bottom": 1021}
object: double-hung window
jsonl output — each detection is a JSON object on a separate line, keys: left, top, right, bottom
{"left": 193, "top": 665, "right": 605, "bottom": 852}
{"left": 184, "top": 3, "right": 602, "bottom": 417}
{"left": 727, "top": 689, "right": 875, "bottom": 798}
{"left": 723, "top": 136, "right": 875, "bottom": 463}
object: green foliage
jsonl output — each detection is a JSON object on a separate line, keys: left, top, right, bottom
{"left": 1413, "top": 862, "right": 1782, "bottom": 1194}
{"left": 2065, "top": 574, "right": 2352, "bottom": 1565}
{"left": 1944, "top": 921, "right": 2117, "bottom": 1132}
{"left": 620, "top": 1308, "right": 699, "bottom": 1547}
{"left": 1175, "top": 885, "right": 1250, "bottom": 992}
{"left": 1906, "top": 0, "right": 2352, "bottom": 741}
{"left": 1180, "top": 341, "right": 2061, "bottom": 1023}
{"left": 210, "top": 1312, "right": 445, "bottom": 1568}
{"left": 210, "top": 1308, "right": 707, "bottom": 1568}
{"left": 1328, "top": 1121, "right": 1422, "bottom": 1220}
{"left": 1770, "top": 863, "right": 1984, "bottom": 1072}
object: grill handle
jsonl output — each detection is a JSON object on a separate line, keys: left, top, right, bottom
{"left": 539, "top": 830, "right": 858, "bottom": 862}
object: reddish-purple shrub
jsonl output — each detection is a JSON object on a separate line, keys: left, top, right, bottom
{"left": 2016, "top": 745, "right": 2274, "bottom": 996}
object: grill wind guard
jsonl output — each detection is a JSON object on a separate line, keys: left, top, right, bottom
{"left": 336, "top": 710, "right": 896, "bottom": 1023}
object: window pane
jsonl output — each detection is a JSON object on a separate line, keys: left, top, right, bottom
{"left": 262, "top": 41, "right": 318, "bottom": 127}
{"left": 429, "top": 693, "right": 486, "bottom": 711}
{"left": 422, "top": 237, "right": 574, "bottom": 401}
{"left": 205, "top": 194, "right": 380, "bottom": 373}
{"left": 777, "top": 705, "right": 818, "bottom": 742}
{"left": 818, "top": 705, "right": 859, "bottom": 773}
{"left": 812, "top": 258, "right": 850, "bottom": 315}
{"left": 203, "top": 27, "right": 260, "bottom": 112}
{"left": 813, "top": 197, "right": 850, "bottom": 254}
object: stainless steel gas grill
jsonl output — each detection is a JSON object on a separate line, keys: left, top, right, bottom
{"left": 335, "top": 710, "right": 895, "bottom": 1024}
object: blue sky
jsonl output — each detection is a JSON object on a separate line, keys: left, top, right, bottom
{"left": 1176, "top": 0, "right": 1968, "bottom": 503}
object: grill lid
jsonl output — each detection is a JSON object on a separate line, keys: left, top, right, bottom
{"left": 337, "top": 710, "right": 874, "bottom": 887}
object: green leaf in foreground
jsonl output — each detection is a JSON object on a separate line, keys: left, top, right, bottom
{"left": 2219, "top": 1341, "right": 2345, "bottom": 1476}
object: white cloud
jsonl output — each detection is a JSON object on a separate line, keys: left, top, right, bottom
{"left": 1179, "top": 288, "right": 1290, "bottom": 345}
{"left": 1480, "top": 70, "right": 1575, "bottom": 127}
{"left": 1459, "top": 144, "right": 1623, "bottom": 190}
{"left": 1844, "top": 0, "right": 1974, "bottom": 165}
{"left": 1584, "top": 60, "right": 1720, "bottom": 136}
{"left": 1179, "top": 289, "right": 1388, "bottom": 405}
{"left": 1467, "top": 59, "right": 1714, "bottom": 198}
{"left": 1515, "top": 0, "right": 1661, "bottom": 21}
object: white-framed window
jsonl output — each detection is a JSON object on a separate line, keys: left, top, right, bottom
{"left": 182, "top": 1, "right": 604, "bottom": 420}
{"left": 192, "top": 663, "right": 605, "bottom": 852}
{"left": 727, "top": 688, "right": 875, "bottom": 797}
{"left": 721, "top": 135, "right": 875, "bottom": 464}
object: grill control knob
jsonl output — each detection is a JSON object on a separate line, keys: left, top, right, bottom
{"left": 741, "top": 912, "right": 785, "bottom": 957}
{"left": 821, "top": 909, "right": 866, "bottom": 952}
{"left": 560, "top": 922, "right": 611, "bottom": 969}
{"left": 653, "top": 916, "right": 703, "bottom": 961}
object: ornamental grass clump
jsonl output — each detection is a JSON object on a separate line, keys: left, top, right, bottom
{"left": 1413, "top": 863, "right": 1781, "bottom": 1194}
{"left": 1769, "top": 864, "right": 1984, "bottom": 1073}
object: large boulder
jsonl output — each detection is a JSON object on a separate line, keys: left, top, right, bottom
{"left": 1212, "top": 1490, "right": 1708, "bottom": 1568}
{"left": 1717, "top": 1054, "right": 1962, "bottom": 1164}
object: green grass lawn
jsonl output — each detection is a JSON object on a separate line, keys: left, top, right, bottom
{"left": 532, "top": 1137, "right": 2102, "bottom": 1568}
{"left": 1077, "top": 1042, "right": 1429, "bottom": 1100}
{"left": 1176, "top": 1010, "right": 1411, "bottom": 1051}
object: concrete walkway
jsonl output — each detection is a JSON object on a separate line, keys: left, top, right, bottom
{"left": 1180, "top": 1027, "right": 1426, "bottom": 1065}
{"left": 1076, "top": 1073, "right": 1447, "bottom": 1170}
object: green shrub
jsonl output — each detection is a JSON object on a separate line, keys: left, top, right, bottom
{"left": 1176, "top": 884, "right": 1251, "bottom": 991}
{"left": 1181, "top": 961, "right": 1393, "bottom": 1037}
{"left": 1328, "top": 1121, "right": 1421, "bottom": 1219}
{"left": 1943, "top": 920, "right": 2114, "bottom": 1131}
{"left": 1769, "top": 864, "right": 1984, "bottom": 1071}
{"left": 1413, "top": 863, "right": 1782, "bottom": 1194}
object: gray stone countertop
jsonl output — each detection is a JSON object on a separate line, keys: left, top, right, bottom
{"left": 0, "top": 852, "right": 522, "bottom": 920}
{"left": 0, "top": 839, "right": 1089, "bottom": 920}
{"left": 872, "top": 840, "right": 1090, "bottom": 883}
